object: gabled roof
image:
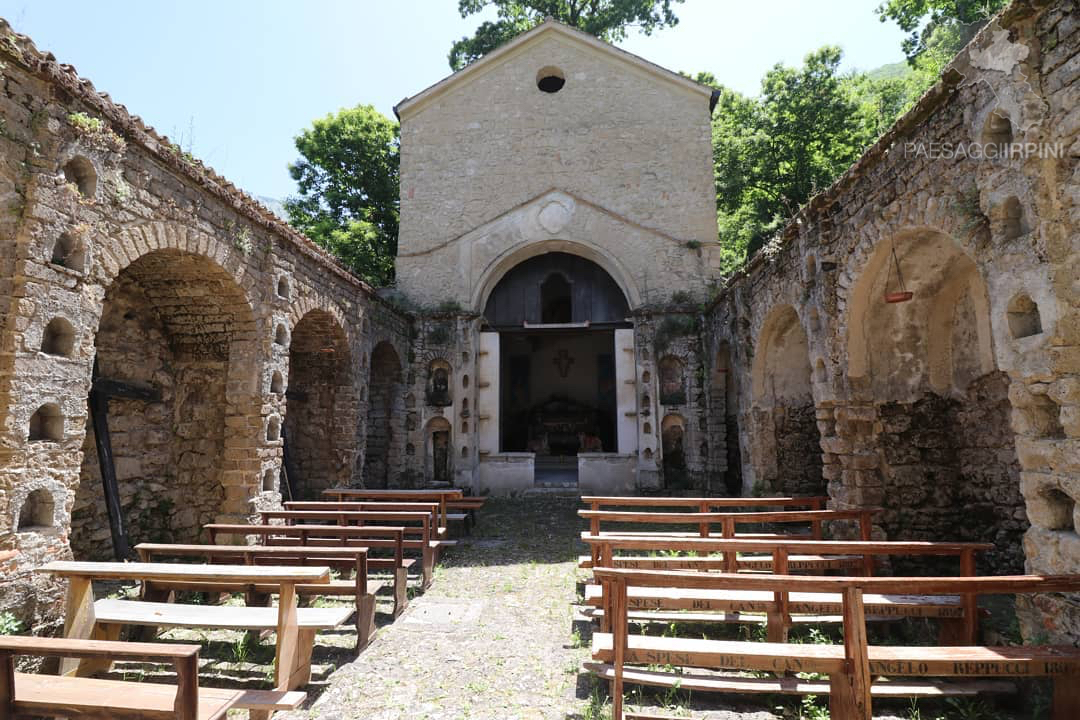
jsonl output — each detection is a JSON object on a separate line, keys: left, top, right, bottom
{"left": 394, "top": 19, "right": 715, "bottom": 119}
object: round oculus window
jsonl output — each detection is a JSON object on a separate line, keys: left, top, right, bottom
{"left": 536, "top": 66, "right": 565, "bottom": 93}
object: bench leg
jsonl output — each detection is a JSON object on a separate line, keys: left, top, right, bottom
{"left": 829, "top": 673, "right": 871, "bottom": 720}
{"left": 75, "top": 622, "right": 122, "bottom": 677}
{"left": 60, "top": 577, "right": 96, "bottom": 677}
{"left": 1054, "top": 677, "right": 1080, "bottom": 720}
{"left": 393, "top": 568, "right": 408, "bottom": 617}
{"left": 290, "top": 628, "right": 317, "bottom": 688}
{"left": 765, "top": 609, "right": 789, "bottom": 643}
{"left": 357, "top": 593, "right": 376, "bottom": 650}
{"left": 422, "top": 547, "right": 434, "bottom": 589}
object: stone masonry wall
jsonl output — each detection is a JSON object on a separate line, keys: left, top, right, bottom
{"left": 0, "top": 26, "right": 410, "bottom": 634}
{"left": 705, "top": 0, "right": 1079, "bottom": 640}
{"left": 395, "top": 23, "right": 721, "bottom": 310}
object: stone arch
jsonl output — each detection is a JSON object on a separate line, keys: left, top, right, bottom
{"left": 425, "top": 417, "right": 453, "bottom": 485}
{"left": 284, "top": 309, "right": 358, "bottom": 499}
{"left": 842, "top": 227, "right": 1022, "bottom": 571}
{"left": 365, "top": 341, "right": 404, "bottom": 488}
{"left": 749, "top": 305, "right": 822, "bottom": 496}
{"left": 472, "top": 238, "right": 641, "bottom": 312}
{"left": 73, "top": 245, "right": 260, "bottom": 558}
{"left": 426, "top": 357, "right": 453, "bottom": 407}
{"left": 846, "top": 228, "right": 994, "bottom": 400}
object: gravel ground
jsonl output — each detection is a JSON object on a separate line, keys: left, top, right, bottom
{"left": 118, "top": 496, "right": 1040, "bottom": 719}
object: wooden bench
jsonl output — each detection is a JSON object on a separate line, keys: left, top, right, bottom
{"left": 582, "top": 536, "right": 991, "bottom": 642}
{"left": 447, "top": 496, "right": 487, "bottom": 532}
{"left": 36, "top": 560, "right": 350, "bottom": 720}
{"left": 134, "top": 543, "right": 383, "bottom": 648}
{"left": 258, "top": 509, "right": 454, "bottom": 587}
{"left": 204, "top": 523, "right": 413, "bottom": 605}
{"left": 579, "top": 508, "right": 877, "bottom": 566}
{"left": 283, "top": 501, "right": 449, "bottom": 539}
{"left": 582, "top": 495, "right": 829, "bottom": 511}
{"left": 0, "top": 635, "right": 249, "bottom": 719}
{"left": 321, "top": 488, "right": 463, "bottom": 528}
{"left": 590, "top": 568, "right": 1080, "bottom": 720}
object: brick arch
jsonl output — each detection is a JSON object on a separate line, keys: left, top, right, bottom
{"left": 96, "top": 222, "right": 258, "bottom": 291}
{"left": 283, "top": 307, "right": 359, "bottom": 498}
{"left": 287, "top": 295, "right": 354, "bottom": 343}
{"left": 72, "top": 233, "right": 264, "bottom": 558}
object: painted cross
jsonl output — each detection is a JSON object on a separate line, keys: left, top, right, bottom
{"left": 553, "top": 349, "right": 574, "bottom": 378}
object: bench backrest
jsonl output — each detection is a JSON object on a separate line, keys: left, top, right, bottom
{"left": 579, "top": 508, "right": 876, "bottom": 543}
{"left": 258, "top": 510, "right": 434, "bottom": 543}
{"left": 36, "top": 560, "right": 331, "bottom": 585}
{"left": 581, "top": 495, "right": 828, "bottom": 511}
{"left": 0, "top": 636, "right": 211, "bottom": 720}
{"left": 202, "top": 524, "right": 406, "bottom": 565}
{"left": 584, "top": 535, "right": 990, "bottom": 575}
{"left": 285, "top": 501, "right": 445, "bottom": 527}
{"left": 134, "top": 543, "right": 374, "bottom": 580}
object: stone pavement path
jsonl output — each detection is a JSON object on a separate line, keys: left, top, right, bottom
{"left": 274, "top": 495, "right": 594, "bottom": 720}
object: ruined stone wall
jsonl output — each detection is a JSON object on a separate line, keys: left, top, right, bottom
{"left": 0, "top": 27, "right": 410, "bottom": 633}
{"left": 400, "top": 314, "right": 479, "bottom": 488}
{"left": 705, "top": 0, "right": 1078, "bottom": 639}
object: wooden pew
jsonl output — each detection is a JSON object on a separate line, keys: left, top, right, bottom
{"left": 320, "top": 488, "right": 463, "bottom": 529}
{"left": 581, "top": 495, "right": 829, "bottom": 511}
{"left": 579, "top": 508, "right": 877, "bottom": 565}
{"left": 581, "top": 536, "right": 991, "bottom": 642}
{"left": 447, "top": 495, "right": 487, "bottom": 532}
{"left": 36, "top": 560, "right": 350, "bottom": 720}
{"left": 0, "top": 635, "right": 247, "bottom": 719}
{"left": 206, "top": 522, "right": 416, "bottom": 596}
{"left": 590, "top": 568, "right": 1080, "bottom": 720}
{"left": 283, "top": 501, "right": 449, "bottom": 539}
{"left": 258, "top": 509, "right": 452, "bottom": 587}
{"left": 133, "top": 543, "right": 382, "bottom": 648}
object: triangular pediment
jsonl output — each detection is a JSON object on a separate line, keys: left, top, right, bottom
{"left": 394, "top": 19, "right": 713, "bottom": 120}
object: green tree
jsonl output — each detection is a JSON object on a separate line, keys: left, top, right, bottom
{"left": 876, "top": 0, "right": 1007, "bottom": 64}
{"left": 285, "top": 105, "right": 400, "bottom": 287}
{"left": 448, "top": 0, "right": 684, "bottom": 70}
{"left": 707, "top": 47, "right": 873, "bottom": 273}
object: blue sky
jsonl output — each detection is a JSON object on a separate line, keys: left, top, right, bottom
{"left": 1, "top": 1, "right": 909, "bottom": 201}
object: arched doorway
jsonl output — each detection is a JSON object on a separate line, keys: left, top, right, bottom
{"left": 365, "top": 342, "right": 403, "bottom": 488}
{"left": 750, "top": 305, "right": 823, "bottom": 496}
{"left": 73, "top": 249, "right": 257, "bottom": 559}
{"left": 846, "top": 230, "right": 1023, "bottom": 571}
{"left": 284, "top": 310, "right": 356, "bottom": 499}
{"left": 482, "top": 252, "right": 631, "bottom": 486}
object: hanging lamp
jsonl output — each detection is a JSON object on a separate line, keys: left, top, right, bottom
{"left": 883, "top": 241, "right": 913, "bottom": 303}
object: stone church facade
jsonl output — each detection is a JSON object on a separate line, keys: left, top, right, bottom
{"left": 0, "top": 0, "right": 1078, "bottom": 642}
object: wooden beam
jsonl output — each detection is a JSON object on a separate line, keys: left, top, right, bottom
{"left": 88, "top": 361, "right": 131, "bottom": 560}
{"left": 91, "top": 377, "right": 162, "bottom": 403}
